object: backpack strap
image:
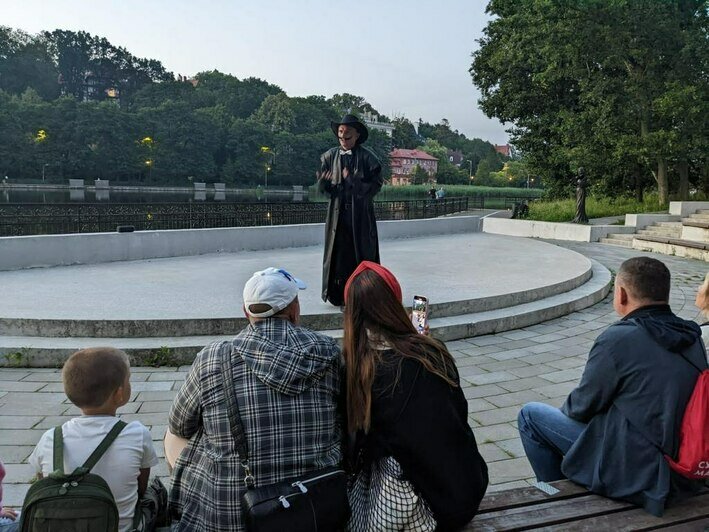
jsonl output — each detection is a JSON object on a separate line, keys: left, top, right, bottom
{"left": 53, "top": 426, "right": 64, "bottom": 473}
{"left": 75, "top": 420, "right": 128, "bottom": 475}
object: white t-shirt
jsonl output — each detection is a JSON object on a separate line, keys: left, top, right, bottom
{"left": 29, "top": 416, "right": 158, "bottom": 532}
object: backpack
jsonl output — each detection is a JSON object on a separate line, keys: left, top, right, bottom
{"left": 21, "top": 420, "right": 135, "bottom": 532}
{"left": 665, "top": 352, "right": 709, "bottom": 480}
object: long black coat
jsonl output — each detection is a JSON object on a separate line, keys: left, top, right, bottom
{"left": 318, "top": 146, "right": 383, "bottom": 302}
{"left": 561, "top": 305, "right": 707, "bottom": 516}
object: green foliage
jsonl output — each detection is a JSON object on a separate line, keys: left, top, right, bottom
{"left": 144, "top": 346, "right": 180, "bottom": 367}
{"left": 410, "top": 164, "right": 429, "bottom": 185}
{"left": 471, "top": 0, "right": 708, "bottom": 206}
{"left": 527, "top": 194, "right": 666, "bottom": 223}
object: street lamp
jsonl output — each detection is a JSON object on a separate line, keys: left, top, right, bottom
{"left": 42, "top": 163, "right": 49, "bottom": 183}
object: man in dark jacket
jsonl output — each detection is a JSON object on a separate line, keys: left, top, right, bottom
{"left": 317, "top": 114, "right": 383, "bottom": 306}
{"left": 518, "top": 256, "right": 707, "bottom": 516}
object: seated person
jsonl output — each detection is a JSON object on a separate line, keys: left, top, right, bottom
{"left": 168, "top": 267, "right": 343, "bottom": 531}
{"left": 28, "top": 348, "right": 164, "bottom": 531}
{"left": 518, "top": 257, "right": 707, "bottom": 516}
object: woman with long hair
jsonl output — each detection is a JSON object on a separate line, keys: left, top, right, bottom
{"left": 343, "top": 261, "right": 488, "bottom": 531}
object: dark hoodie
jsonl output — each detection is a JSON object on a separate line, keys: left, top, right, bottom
{"left": 561, "top": 305, "right": 708, "bottom": 516}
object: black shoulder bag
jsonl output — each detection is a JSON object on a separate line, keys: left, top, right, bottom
{"left": 219, "top": 344, "right": 350, "bottom": 532}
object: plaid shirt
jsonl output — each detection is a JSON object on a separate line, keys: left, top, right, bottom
{"left": 169, "top": 319, "right": 343, "bottom": 531}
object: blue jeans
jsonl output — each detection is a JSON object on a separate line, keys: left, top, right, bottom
{"left": 518, "top": 402, "right": 587, "bottom": 482}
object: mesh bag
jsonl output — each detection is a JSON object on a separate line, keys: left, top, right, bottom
{"left": 347, "top": 456, "right": 436, "bottom": 532}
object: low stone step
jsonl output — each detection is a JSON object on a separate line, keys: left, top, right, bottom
{"left": 599, "top": 237, "right": 633, "bottom": 248}
{"left": 637, "top": 229, "right": 682, "bottom": 238}
{"left": 603, "top": 234, "right": 634, "bottom": 241}
{"left": 0, "top": 261, "right": 612, "bottom": 367}
{"left": 687, "top": 213, "right": 709, "bottom": 222}
{"left": 655, "top": 221, "right": 683, "bottom": 228}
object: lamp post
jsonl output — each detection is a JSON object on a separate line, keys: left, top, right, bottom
{"left": 42, "top": 163, "right": 49, "bottom": 183}
{"left": 260, "top": 146, "right": 275, "bottom": 199}
{"left": 469, "top": 160, "right": 473, "bottom": 181}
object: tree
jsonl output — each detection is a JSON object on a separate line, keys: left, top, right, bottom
{"left": 410, "top": 164, "right": 428, "bottom": 185}
{"left": 471, "top": 0, "right": 708, "bottom": 205}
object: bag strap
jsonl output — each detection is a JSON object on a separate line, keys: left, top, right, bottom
{"left": 80, "top": 420, "right": 127, "bottom": 473}
{"left": 218, "top": 341, "right": 255, "bottom": 488}
{"left": 52, "top": 420, "right": 127, "bottom": 476}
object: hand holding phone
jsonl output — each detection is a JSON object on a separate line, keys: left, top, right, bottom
{"left": 411, "top": 295, "right": 429, "bottom": 334}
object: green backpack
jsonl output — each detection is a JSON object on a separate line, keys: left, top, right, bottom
{"left": 21, "top": 420, "right": 137, "bottom": 532}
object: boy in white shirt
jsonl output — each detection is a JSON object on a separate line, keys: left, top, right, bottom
{"left": 28, "top": 347, "right": 164, "bottom": 532}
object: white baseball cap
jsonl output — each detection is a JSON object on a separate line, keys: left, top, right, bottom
{"left": 243, "top": 267, "right": 307, "bottom": 318}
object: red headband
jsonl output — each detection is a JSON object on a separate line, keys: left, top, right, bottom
{"left": 344, "top": 261, "right": 403, "bottom": 303}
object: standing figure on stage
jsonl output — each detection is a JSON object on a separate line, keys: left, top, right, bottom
{"left": 317, "top": 114, "right": 383, "bottom": 307}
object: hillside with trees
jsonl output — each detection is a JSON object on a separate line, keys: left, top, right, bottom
{"left": 0, "top": 26, "right": 506, "bottom": 187}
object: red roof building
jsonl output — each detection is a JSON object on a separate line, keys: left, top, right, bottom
{"left": 494, "top": 144, "right": 512, "bottom": 157}
{"left": 389, "top": 149, "right": 439, "bottom": 186}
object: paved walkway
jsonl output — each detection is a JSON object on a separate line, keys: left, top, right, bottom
{"left": 0, "top": 241, "right": 706, "bottom": 506}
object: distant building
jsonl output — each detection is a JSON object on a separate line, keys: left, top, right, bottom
{"left": 361, "top": 110, "right": 395, "bottom": 137}
{"left": 494, "top": 144, "right": 512, "bottom": 157}
{"left": 390, "top": 148, "right": 439, "bottom": 186}
{"left": 447, "top": 149, "right": 464, "bottom": 167}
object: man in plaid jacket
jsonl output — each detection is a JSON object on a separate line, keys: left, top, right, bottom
{"left": 168, "top": 267, "right": 343, "bottom": 531}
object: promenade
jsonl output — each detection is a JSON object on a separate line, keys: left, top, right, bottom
{"left": 1, "top": 240, "right": 706, "bottom": 506}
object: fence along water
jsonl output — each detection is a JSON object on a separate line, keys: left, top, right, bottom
{"left": 0, "top": 197, "right": 485, "bottom": 236}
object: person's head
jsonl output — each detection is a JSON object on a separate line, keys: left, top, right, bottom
{"left": 62, "top": 347, "right": 131, "bottom": 415}
{"left": 613, "top": 257, "right": 670, "bottom": 317}
{"left": 695, "top": 272, "right": 709, "bottom": 317}
{"left": 331, "top": 114, "right": 368, "bottom": 150}
{"left": 343, "top": 262, "right": 457, "bottom": 433}
{"left": 242, "top": 267, "right": 306, "bottom": 325}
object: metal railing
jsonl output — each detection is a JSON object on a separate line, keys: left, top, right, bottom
{"left": 0, "top": 197, "right": 476, "bottom": 236}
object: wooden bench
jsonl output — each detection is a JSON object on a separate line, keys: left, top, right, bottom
{"left": 466, "top": 480, "right": 709, "bottom": 531}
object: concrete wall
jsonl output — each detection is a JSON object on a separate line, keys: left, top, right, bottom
{"left": 669, "top": 201, "right": 709, "bottom": 217}
{"left": 482, "top": 217, "right": 635, "bottom": 242}
{"left": 625, "top": 213, "right": 680, "bottom": 229}
{"left": 0, "top": 215, "right": 480, "bottom": 270}
{"left": 682, "top": 225, "right": 709, "bottom": 242}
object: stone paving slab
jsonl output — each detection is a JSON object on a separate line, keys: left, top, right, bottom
{"left": 0, "top": 239, "right": 707, "bottom": 507}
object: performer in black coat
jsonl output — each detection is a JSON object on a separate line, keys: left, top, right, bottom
{"left": 317, "top": 114, "right": 383, "bottom": 306}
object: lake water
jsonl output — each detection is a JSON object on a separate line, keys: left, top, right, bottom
{"left": 0, "top": 188, "right": 308, "bottom": 204}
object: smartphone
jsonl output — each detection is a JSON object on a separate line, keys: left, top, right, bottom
{"left": 411, "top": 295, "right": 429, "bottom": 334}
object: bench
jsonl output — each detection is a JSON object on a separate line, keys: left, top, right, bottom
{"left": 466, "top": 480, "right": 709, "bottom": 531}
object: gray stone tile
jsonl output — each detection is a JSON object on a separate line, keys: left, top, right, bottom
{"left": 468, "top": 335, "right": 509, "bottom": 347}
{"left": 0, "top": 416, "right": 43, "bottom": 429}
{"left": 0, "top": 381, "right": 46, "bottom": 392}
{"left": 135, "top": 391, "right": 178, "bottom": 402}
{"left": 462, "top": 384, "right": 508, "bottom": 400}
{"left": 539, "top": 368, "right": 584, "bottom": 384}
{"left": 486, "top": 457, "right": 535, "bottom": 484}
{"left": 129, "top": 381, "right": 174, "bottom": 392}
{"left": 506, "top": 364, "right": 558, "bottom": 378}
{"left": 486, "top": 390, "right": 546, "bottom": 409}
{"left": 496, "top": 438, "right": 527, "bottom": 459}
{"left": 498, "top": 377, "right": 551, "bottom": 393}
{"left": 478, "top": 360, "right": 530, "bottom": 372}
{"left": 147, "top": 372, "right": 186, "bottom": 382}
{"left": 533, "top": 382, "right": 578, "bottom": 398}
{"left": 464, "top": 372, "right": 517, "bottom": 386}
{"left": 472, "top": 406, "right": 521, "bottom": 426}
{"left": 473, "top": 423, "right": 519, "bottom": 444}
{"left": 0, "top": 445, "right": 35, "bottom": 464}
{"left": 137, "top": 401, "right": 174, "bottom": 414}
{"left": 0, "top": 371, "right": 30, "bottom": 381}
{"left": 4, "top": 463, "right": 36, "bottom": 482}
{"left": 1, "top": 430, "right": 45, "bottom": 446}
{"left": 478, "top": 443, "right": 510, "bottom": 462}
{"left": 21, "top": 372, "right": 63, "bottom": 382}
{"left": 467, "top": 398, "right": 497, "bottom": 413}
{"left": 2, "top": 483, "right": 30, "bottom": 506}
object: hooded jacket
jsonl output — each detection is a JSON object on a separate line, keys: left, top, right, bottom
{"left": 561, "top": 305, "right": 707, "bottom": 516}
{"left": 169, "top": 319, "right": 343, "bottom": 531}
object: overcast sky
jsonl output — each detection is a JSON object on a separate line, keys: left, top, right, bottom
{"left": 3, "top": 0, "right": 509, "bottom": 144}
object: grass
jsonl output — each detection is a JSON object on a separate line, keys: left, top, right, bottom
{"left": 527, "top": 194, "right": 668, "bottom": 223}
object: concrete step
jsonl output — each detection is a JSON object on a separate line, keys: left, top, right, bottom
{"left": 655, "top": 221, "right": 683, "bottom": 228}
{"left": 637, "top": 228, "right": 683, "bottom": 238}
{"left": 0, "top": 261, "right": 612, "bottom": 367}
{"left": 686, "top": 213, "right": 709, "bottom": 222}
{"left": 599, "top": 237, "right": 633, "bottom": 248}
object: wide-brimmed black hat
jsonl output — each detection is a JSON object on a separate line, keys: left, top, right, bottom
{"left": 330, "top": 114, "right": 368, "bottom": 145}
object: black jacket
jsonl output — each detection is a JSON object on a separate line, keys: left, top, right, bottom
{"left": 561, "top": 305, "right": 707, "bottom": 516}
{"left": 318, "top": 145, "right": 382, "bottom": 302}
{"left": 351, "top": 350, "right": 489, "bottom": 530}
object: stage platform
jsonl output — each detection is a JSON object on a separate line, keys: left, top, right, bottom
{"left": 0, "top": 232, "right": 611, "bottom": 366}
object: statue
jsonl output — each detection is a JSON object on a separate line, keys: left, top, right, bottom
{"left": 571, "top": 167, "right": 589, "bottom": 224}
